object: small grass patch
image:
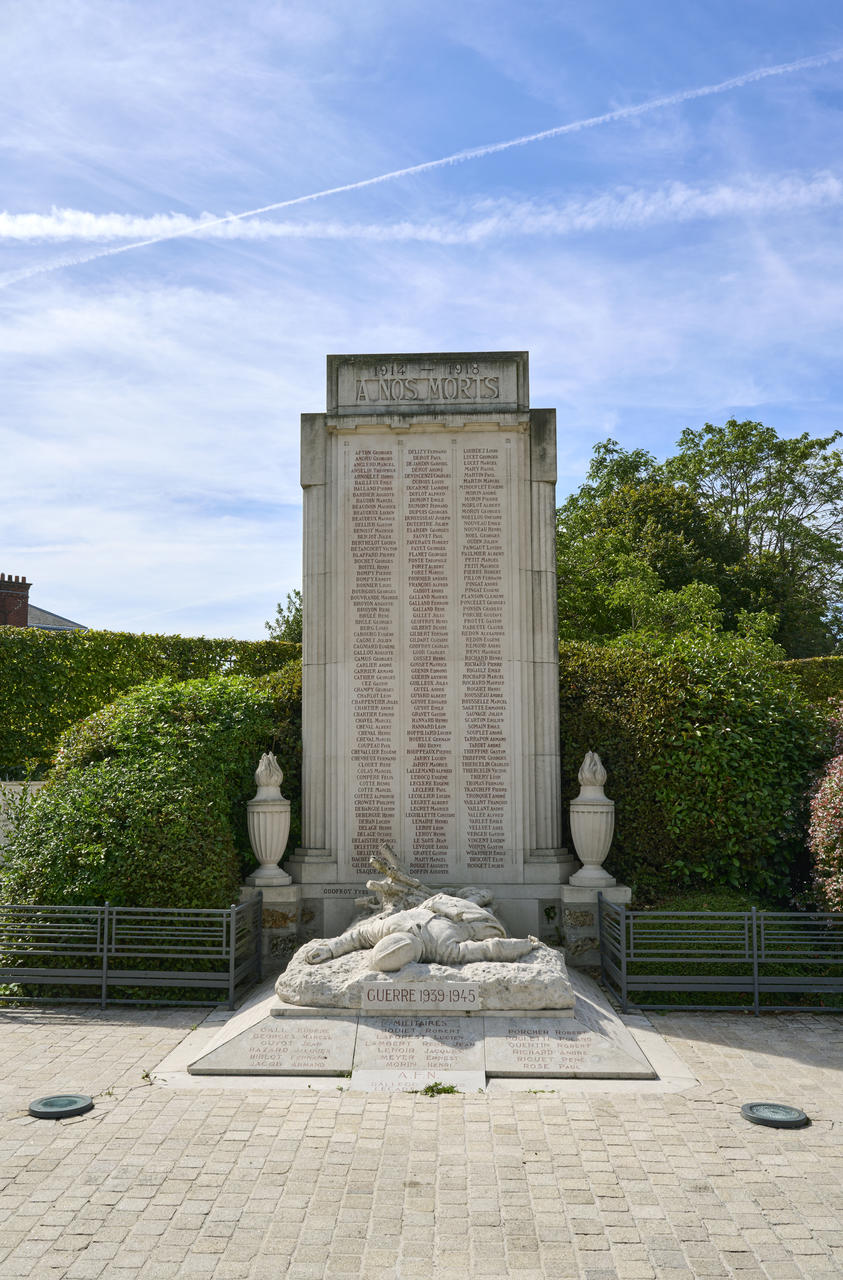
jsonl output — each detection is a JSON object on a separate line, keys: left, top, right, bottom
{"left": 416, "top": 1081, "right": 459, "bottom": 1096}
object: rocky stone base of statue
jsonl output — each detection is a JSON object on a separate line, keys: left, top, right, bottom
{"left": 275, "top": 941, "right": 575, "bottom": 1013}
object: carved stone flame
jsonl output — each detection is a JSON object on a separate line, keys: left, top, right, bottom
{"left": 255, "top": 752, "right": 284, "bottom": 789}
{"left": 578, "top": 751, "right": 607, "bottom": 788}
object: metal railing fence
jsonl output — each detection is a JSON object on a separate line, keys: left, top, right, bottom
{"left": 598, "top": 896, "right": 843, "bottom": 1013}
{"left": 0, "top": 896, "right": 262, "bottom": 1008}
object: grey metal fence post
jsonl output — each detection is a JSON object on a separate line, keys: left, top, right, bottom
{"left": 101, "top": 902, "right": 109, "bottom": 1010}
{"left": 228, "top": 904, "right": 237, "bottom": 1008}
{"left": 619, "top": 902, "right": 629, "bottom": 1014}
{"left": 751, "top": 908, "right": 760, "bottom": 1015}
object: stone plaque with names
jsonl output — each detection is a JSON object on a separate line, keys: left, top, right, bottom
{"left": 292, "top": 351, "right": 571, "bottom": 935}
{"left": 187, "top": 1014, "right": 357, "bottom": 1076}
{"left": 484, "top": 1013, "right": 654, "bottom": 1078}
{"left": 351, "top": 1014, "right": 486, "bottom": 1091}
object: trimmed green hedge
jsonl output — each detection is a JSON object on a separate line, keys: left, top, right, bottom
{"left": 559, "top": 635, "right": 831, "bottom": 903}
{"left": 3, "top": 628, "right": 830, "bottom": 910}
{"left": 777, "top": 656, "right": 843, "bottom": 711}
{"left": 0, "top": 628, "right": 299, "bottom": 778}
{"left": 0, "top": 664, "right": 302, "bottom": 909}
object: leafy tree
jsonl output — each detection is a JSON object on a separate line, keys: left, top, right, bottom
{"left": 558, "top": 424, "right": 843, "bottom": 656}
{"left": 556, "top": 461, "right": 745, "bottom": 643}
{"left": 265, "top": 589, "right": 303, "bottom": 643}
{"left": 567, "top": 438, "right": 660, "bottom": 498}
{"left": 608, "top": 576, "right": 724, "bottom": 640}
{"left": 664, "top": 420, "right": 843, "bottom": 655}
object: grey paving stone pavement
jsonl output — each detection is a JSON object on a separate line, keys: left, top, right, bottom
{"left": 0, "top": 1004, "right": 841, "bottom": 1278}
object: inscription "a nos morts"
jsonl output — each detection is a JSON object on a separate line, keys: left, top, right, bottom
{"left": 356, "top": 373, "right": 500, "bottom": 405}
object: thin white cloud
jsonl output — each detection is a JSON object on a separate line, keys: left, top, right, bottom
{"left": 5, "top": 212, "right": 843, "bottom": 636}
{"left": 3, "top": 44, "right": 841, "bottom": 287}
{"left": 2, "top": 172, "right": 841, "bottom": 246}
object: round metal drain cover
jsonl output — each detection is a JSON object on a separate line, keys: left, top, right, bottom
{"left": 28, "top": 1094, "right": 94, "bottom": 1120}
{"left": 741, "top": 1102, "right": 809, "bottom": 1129}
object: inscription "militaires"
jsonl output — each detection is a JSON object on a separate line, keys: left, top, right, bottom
{"left": 356, "top": 374, "right": 500, "bottom": 405}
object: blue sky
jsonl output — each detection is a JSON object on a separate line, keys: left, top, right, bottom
{"left": 2, "top": 1, "right": 843, "bottom": 637}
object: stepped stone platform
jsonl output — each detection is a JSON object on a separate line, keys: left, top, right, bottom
{"left": 187, "top": 969, "right": 655, "bottom": 1091}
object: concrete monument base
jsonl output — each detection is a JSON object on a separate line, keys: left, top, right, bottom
{"left": 562, "top": 882, "right": 632, "bottom": 967}
{"left": 239, "top": 883, "right": 302, "bottom": 970}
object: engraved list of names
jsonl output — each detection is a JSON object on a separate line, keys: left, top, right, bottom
{"left": 344, "top": 429, "right": 517, "bottom": 883}
{"left": 349, "top": 447, "right": 399, "bottom": 869}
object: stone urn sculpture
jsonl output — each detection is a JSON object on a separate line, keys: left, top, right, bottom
{"left": 246, "top": 752, "right": 292, "bottom": 886}
{"left": 568, "top": 751, "right": 616, "bottom": 887}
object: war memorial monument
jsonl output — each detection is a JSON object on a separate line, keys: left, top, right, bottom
{"left": 189, "top": 353, "right": 650, "bottom": 1088}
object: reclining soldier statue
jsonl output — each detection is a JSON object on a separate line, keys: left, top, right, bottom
{"left": 302, "top": 845, "right": 538, "bottom": 973}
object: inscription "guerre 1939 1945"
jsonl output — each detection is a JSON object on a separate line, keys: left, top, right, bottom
{"left": 361, "top": 983, "right": 480, "bottom": 1008}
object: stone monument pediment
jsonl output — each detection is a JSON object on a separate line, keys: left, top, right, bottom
{"left": 328, "top": 351, "right": 529, "bottom": 417}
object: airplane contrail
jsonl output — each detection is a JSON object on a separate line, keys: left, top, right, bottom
{"left": 3, "top": 45, "right": 841, "bottom": 289}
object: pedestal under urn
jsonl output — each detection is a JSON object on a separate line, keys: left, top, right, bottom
{"left": 246, "top": 752, "right": 292, "bottom": 887}
{"left": 568, "top": 751, "right": 616, "bottom": 887}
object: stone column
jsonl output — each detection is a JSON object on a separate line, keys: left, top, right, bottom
{"left": 526, "top": 408, "right": 573, "bottom": 883}
{"left": 287, "top": 414, "right": 334, "bottom": 881}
